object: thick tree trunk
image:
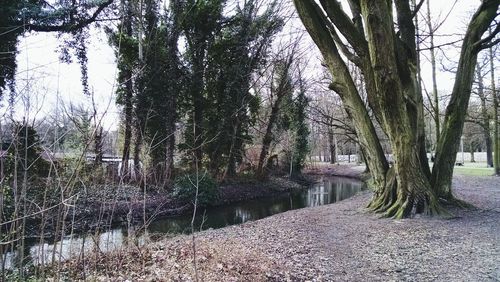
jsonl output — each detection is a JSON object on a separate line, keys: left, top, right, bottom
{"left": 360, "top": 0, "right": 441, "bottom": 217}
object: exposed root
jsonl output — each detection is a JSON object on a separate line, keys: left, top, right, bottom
{"left": 367, "top": 168, "right": 450, "bottom": 219}
{"left": 439, "top": 194, "right": 474, "bottom": 209}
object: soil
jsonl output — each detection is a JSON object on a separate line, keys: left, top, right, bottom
{"left": 59, "top": 164, "right": 500, "bottom": 281}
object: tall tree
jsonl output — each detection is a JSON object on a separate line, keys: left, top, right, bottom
{"left": 289, "top": 70, "right": 310, "bottom": 177}
{"left": 111, "top": 0, "right": 135, "bottom": 179}
{"left": 293, "top": 0, "right": 499, "bottom": 217}
{"left": 181, "top": 0, "right": 224, "bottom": 169}
{"left": 257, "top": 51, "right": 296, "bottom": 178}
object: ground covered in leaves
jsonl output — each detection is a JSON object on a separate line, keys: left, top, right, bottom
{"left": 60, "top": 168, "right": 499, "bottom": 281}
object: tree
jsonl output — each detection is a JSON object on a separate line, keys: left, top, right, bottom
{"left": 424, "top": 0, "right": 441, "bottom": 146}
{"left": 489, "top": 36, "right": 500, "bottom": 176}
{"left": 0, "top": 0, "right": 113, "bottom": 97}
{"left": 181, "top": 0, "right": 224, "bottom": 169}
{"left": 293, "top": 0, "right": 499, "bottom": 217}
{"left": 256, "top": 48, "right": 296, "bottom": 178}
{"left": 473, "top": 60, "right": 493, "bottom": 167}
{"left": 180, "top": 0, "right": 283, "bottom": 178}
{"left": 289, "top": 70, "right": 310, "bottom": 177}
{"left": 111, "top": 0, "right": 135, "bottom": 179}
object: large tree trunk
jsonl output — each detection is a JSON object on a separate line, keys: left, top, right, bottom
{"left": 360, "top": 0, "right": 440, "bottom": 217}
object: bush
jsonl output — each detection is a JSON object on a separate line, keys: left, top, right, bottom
{"left": 173, "top": 173, "right": 219, "bottom": 207}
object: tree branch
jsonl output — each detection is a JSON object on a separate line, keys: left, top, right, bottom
{"left": 476, "top": 20, "right": 500, "bottom": 50}
{"left": 319, "top": 0, "right": 369, "bottom": 57}
{"left": 23, "top": 0, "right": 114, "bottom": 33}
{"left": 411, "top": 0, "right": 425, "bottom": 19}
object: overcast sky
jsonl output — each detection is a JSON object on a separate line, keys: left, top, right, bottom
{"left": 4, "top": 0, "right": 496, "bottom": 132}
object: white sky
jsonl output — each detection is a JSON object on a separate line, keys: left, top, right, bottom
{"left": 3, "top": 0, "right": 495, "bottom": 131}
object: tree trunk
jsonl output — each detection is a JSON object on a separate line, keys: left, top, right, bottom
{"left": 476, "top": 64, "right": 493, "bottom": 167}
{"left": 426, "top": 0, "right": 440, "bottom": 145}
{"left": 121, "top": 78, "right": 133, "bottom": 179}
{"left": 256, "top": 57, "right": 294, "bottom": 178}
{"left": 257, "top": 100, "right": 284, "bottom": 177}
{"left": 432, "top": 1, "right": 499, "bottom": 197}
{"left": 133, "top": 129, "right": 143, "bottom": 182}
{"left": 120, "top": 0, "right": 133, "bottom": 180}
{"left": 360, "top": 0, "right": 441, "bottom": 217}
{"left": 328, "top": 128, "right": 336, "bottom": 164}
{"left": 490, "top": 37, "right": 500, "bottom": 175}
{"left": 94, "top": 126, "right": 103, "bottom": 167}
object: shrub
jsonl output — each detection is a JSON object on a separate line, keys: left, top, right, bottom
{"left": 173, "top": 173, "right": 219, "bottom": 207}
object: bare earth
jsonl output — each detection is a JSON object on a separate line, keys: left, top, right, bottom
{"left": 75, "top": 170, "right": 500, "bottom": 281}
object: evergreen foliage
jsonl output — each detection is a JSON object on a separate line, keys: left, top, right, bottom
{"left": 173, "top": 173, "right": 219, "bottom": 207}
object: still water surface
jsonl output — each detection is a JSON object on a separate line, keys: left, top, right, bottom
{"left": 3, "top": 176, "right": 364, "bottom": 269}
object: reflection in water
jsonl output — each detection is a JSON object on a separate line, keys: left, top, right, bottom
{"left": 3, "top": 177, "right": 364, "bottom": 269}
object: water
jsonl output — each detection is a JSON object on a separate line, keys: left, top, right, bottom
{"left": 2, "top": 176, "right": 364, "bottom": 269}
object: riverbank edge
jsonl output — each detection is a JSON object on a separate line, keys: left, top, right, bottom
{"left": 24, "top": 173, "right": 324, "bottom": 239}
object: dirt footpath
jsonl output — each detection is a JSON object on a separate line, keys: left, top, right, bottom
{"left": 72, "top": 173, "right": 500, "bottom": 281}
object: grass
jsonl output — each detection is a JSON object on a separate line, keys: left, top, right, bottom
{"left": 452, "top": 166, "right": 495, "bottom": 176}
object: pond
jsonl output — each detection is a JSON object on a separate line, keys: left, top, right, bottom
{"left": 2, "top": 176, "right": 365, "bottom": 270}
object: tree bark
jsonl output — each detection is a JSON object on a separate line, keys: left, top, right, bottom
{"left": 360, "top": 0, "right": 440, "bottom": 217}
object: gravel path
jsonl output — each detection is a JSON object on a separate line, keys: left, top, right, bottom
{"left": 73, "top": 174, "right": 500, "bottom": 281}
